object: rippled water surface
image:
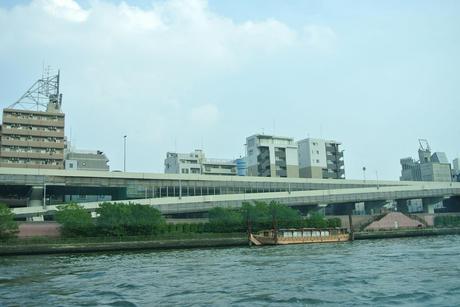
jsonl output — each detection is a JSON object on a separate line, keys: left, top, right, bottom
{"left": 2, "top": 235, "right": 460, "bottom": 306}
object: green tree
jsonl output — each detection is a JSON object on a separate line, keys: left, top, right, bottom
{"left": 96, "top": 202, "right": 165, "bottom": 236}
{"left": 0, "top": 203, "right": 18, "bottom": 239}
{"left": 268, "top": 201, "right": 302, "bottom": 229}
{"left": 308, "top": 213, "right": 328, "bottom": 228}
{"left": 208, "top": 207, "right": 244, "bottom": 232}
{"left": 55, "top": 203, "right": 94, "bottom": 237}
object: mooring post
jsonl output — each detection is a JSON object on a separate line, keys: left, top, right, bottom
{"left": 348, "top": 214, "right": 354, "bottom": 241}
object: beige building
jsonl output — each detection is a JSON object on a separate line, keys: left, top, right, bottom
{"left": 246, "top": 134, "right": 299, "bottom": 178}
{"left": 298, "top": 138, "right": 345, "bottom": 179}
{"left": 0, "top": 71, "right": 65, "bottom": 169}
{"left": 165, "top": 149, "right": 237, "bottom": 176}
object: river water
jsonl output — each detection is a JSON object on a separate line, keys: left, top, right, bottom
{"left": 1, "top": 235, "right": 460, "bottom": 306}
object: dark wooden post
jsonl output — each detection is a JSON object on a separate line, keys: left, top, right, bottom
{"left": 348, "top": 214, "right": 354, "bottom": 241}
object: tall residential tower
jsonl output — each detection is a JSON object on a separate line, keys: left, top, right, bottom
{"left": 0, "top": 71, "right": 65, "bottom": 169}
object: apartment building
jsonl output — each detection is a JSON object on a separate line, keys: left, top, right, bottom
{"left": 0, "top": 71, "right": 65, "bottom": 169}
{"left": 298, "top": 138, "right": 345, "bottom": 179}
{"left": 164, "top": 149, "right": 237, "bottom": 176}
{"left": 246, "top": 134, "right": 299, "bottom": 178}
{"left": 65, "top": 150, "right": 110, "bottom": 171}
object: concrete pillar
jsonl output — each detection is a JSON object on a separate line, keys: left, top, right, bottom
{"left": 364, "top": 201, "right": 385, "bottom": 215}
{"left": 29, "top": 186, "right": 44, "bottom": 207}
{"left": 422, "top": 197, "right": 443, "bottom": 214}
{"left": 27, "top": 186, "right": 45, "bottom": 221}
{"left": 396, "top": 200, "right": 409, "bottom": 213}
{"left": 313, "top": 203, "right": 327, "bottom": 216}
{"left": 422, "top": 202, "right": 435, "bottom": 214}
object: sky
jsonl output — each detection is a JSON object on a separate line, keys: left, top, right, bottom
{"left": 0, "top": 0, "right": 459, "bottom": 180}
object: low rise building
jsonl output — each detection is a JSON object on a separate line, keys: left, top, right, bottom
{"left": 452, "top": 158, "right": 460, "bottom": 182}
{"left": 246, "top": 134, "right": 299, "bottom": 178}
{"left": 164, "top": 149, "right": 237, "bottom": 176}
{"left": 297, "top": 138, "right": 345, "bottom": 179}
{"left": 65, "top": 150, "right": 110, "bottom": 171}
{"left": 400, "top": 140, "right": 452, "bottom": 182}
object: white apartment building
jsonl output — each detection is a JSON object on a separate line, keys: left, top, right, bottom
{"left": 164, "top": 149, "right": 237, "bottom": 176}
{"left": 298, "top": 138, "right": 345, "bottom": 179}
{"left": 246, "top": 134, "right": 299, "bottom": 178}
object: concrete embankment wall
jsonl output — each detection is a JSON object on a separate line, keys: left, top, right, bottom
{"left": 355, "top": 227, "right": 460, "bottom": 240}
{"left": 0, "top": 237, "right": 248, "bottom": 256}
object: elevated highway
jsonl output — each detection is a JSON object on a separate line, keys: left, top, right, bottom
{"left": 11, "top": 180, "right": 460, "bottom": 218}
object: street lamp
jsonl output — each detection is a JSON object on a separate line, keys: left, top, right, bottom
{"left": 375, "top": 170, "right": 380, "bottom": 189}
{"left": 362, "top": 166, "right": 366, "bottom": 182}
{"left": 123, "top": 135, "right": 127, "bottom": 172}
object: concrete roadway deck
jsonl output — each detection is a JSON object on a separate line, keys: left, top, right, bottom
{"left": 13, "top": 182, "right": 460, "bottom": 217}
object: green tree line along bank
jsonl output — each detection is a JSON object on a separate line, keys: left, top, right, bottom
{"left": 53, "top": 201, "right": 342, "bottom": 238}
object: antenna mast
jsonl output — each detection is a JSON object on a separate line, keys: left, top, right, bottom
{"left": 9, "top": 67, "right": 62, "bottom": 112}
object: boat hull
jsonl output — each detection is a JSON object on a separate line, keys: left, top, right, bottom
{"left": 250, "top": 234, "right": 349, "bottom": 246}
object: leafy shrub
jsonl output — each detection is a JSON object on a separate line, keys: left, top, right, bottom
{"left": 55, "top": 203, "right": 94, "bottom": 237}
{"left": 0, "top": 203, "right": 18, "bottom": 239}
{"left": 96, "top": 202, "right": 165, "bottom": 236}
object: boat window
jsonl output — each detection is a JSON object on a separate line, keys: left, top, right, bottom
{"left": 303, "top": 231, "right": 311, "bottom": 237}
{"left": 312, "top": 231, "right": 320, "bottom": 237}
{"left": 293, "top": 231, "right": 302, "bottom": 237}
{"left": 263, "top": 231, "right": 269, "bottom": 237}
{"left": 283, "top": 231, "right": 293, "bottom": 238}
{"left": 321, "top": 231, "right": 330, "bottom": 237}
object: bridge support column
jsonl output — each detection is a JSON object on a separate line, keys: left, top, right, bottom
{"left": 313, "top": 203, "right": 327, "bottom": 216}
{"left": 28, "top": 186, "right": 44, "bottom": 221}
{"left": 396, "top": 200, "right": 409, "bottom": 213}
{"left": 364, "top": 201, "right": 385, "bottom": 215}
{"left": 422, "top": 197, "right": 444, "bottom": 214}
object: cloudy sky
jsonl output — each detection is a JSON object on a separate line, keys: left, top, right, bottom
{"left": 0, "top": 0, "right": 459, "bottom": 179}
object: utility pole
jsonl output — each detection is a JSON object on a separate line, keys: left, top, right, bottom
{"left": 123, "top": 135, "right": 127, "bottom": 172}
{"left": 375, "top": 170, "right": 380, "bottom": 189}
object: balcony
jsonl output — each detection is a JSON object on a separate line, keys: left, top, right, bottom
{"left": 0, "top": 139, "right": 65, "bottom": 149}
{"left": 1, "top": 128, "right": 64, "bottom": 138}
{"left": 3, "top": 115, "right": 64, "bottom": 128}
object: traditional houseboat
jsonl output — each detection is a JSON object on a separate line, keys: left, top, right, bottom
{"left": 249, "top": 228, "right": 350, "bottom": 246}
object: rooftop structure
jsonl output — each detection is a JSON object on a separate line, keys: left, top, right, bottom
{"left": 65, "top": 149, "right": 110, "bottom": 171}
{"left": 400, "top": 139, "right": 452, "bottom": 182}
{"left": 297, "top": 138, "right": 345, "bottom": 179}
{"left": 0, "top": 70, "right": 65, "bottom": 169}
{"left": 246, "top": 134, "right": 299, "bottom": 178}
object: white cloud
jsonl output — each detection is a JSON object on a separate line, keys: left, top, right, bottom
{"left": 37, "top": 0, "right": 89, "bottom": 22}
{"left": 0, "top": 0, "right": 338, "bottom": 172}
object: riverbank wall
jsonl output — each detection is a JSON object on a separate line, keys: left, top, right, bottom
{"left": 0, "top": 237, "right": 248, "bottom": 256}
{"left": 354, "top": 227, "right": 460, "bottom": 240}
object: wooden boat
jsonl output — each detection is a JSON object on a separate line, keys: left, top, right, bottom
{"left": 249, "top": 228, "right": 350, "bottom": 246}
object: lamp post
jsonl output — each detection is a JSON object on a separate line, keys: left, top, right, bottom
{"left": 123, "top": 135, "right": 127, "bottom": 172}
{"left": 375, "top": 170, "right": 380, "bottom": 189}
{"left": 362, "top": 166, "right": 366, "bottom": 182}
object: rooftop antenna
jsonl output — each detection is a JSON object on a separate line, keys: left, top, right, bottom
{"left": 9, "top": 66, "right": 62, "bottom": 112}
